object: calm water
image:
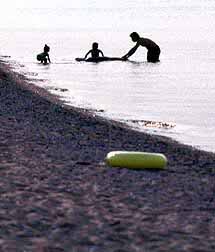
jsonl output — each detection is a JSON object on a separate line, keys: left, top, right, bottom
{"left": 1, "top": 0, "right": 215, "bottom": 152}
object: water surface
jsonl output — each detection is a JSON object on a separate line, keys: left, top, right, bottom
{"left": 1, "top": 0, "right": 215, "bottom": 152}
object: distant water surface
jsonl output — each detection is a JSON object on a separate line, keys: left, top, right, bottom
{"left": 0, "top": 0, "right": 215, "bottom": 152}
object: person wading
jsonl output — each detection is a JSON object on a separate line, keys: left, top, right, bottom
{"left": 122, "top": 32, "right": 161, "bottom": 63}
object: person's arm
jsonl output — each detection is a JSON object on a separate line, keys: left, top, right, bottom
{"left": 122, "top": 42, "right": 140, "bottom": 59}
{"left": 84, "top": 50, "right": 91, "bottom": 59}
{"left": 99, "top": 50, "right": 104, "bottom": 57}
{"left": 47, "top": 53, "right": 51, "bottom": 63}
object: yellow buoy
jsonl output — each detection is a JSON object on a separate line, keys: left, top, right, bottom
{"left": 105, "top": 151, "right": 167, "bottom": 169}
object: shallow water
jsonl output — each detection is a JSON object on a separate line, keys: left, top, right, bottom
{"left": 1, "top": 0, "right": 215, "bottom": 152}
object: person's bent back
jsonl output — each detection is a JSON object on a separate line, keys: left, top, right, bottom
{"left": 122, "top": 32, "right": 160, "bottom": 63}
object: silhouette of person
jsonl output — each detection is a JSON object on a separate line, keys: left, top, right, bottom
{"left": 37, "top": 44, "right": 51, "bottom": 64}
{"left": 84, "top": 42, "right": 104, "bottom": 60}
{"left": 122, "top": 32, "right": 161, "bottom": 63}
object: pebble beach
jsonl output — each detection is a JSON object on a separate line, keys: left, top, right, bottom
{"left": 0, "top": 60, "right": 215, "bottom": 251}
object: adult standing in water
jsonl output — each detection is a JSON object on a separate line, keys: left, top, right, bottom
{"left": 122, "top": 32, "right": 161, "bottom": 63}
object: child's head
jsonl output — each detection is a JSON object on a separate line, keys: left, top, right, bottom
{"left": 130, "top": 32, "right": 140, "bottom": 42}
{"left": 44, "top": 44, "right": 50, "bottom": 52}
{"left": 92, "top": 42, "right": 98, "bottom": 50}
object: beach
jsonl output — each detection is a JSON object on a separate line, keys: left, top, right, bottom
{"left": 1, "top": 1, "right": 215, "bottom": 151}
{"left": 0, "top": 60, "right": 215, "bottom": 251}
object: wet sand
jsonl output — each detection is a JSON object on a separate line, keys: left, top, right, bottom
{"left": 0, "top": 60, "right": 215, "bottom": 251}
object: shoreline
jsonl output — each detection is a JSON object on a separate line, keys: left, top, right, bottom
{"left": 6, "top": 57, "right": 214, "bottom": 155}
{"left": 0, "top": 60, "right": 215, "bottom": 251}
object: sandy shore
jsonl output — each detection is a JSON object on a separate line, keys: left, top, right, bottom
{"left": 0, "top": 60, "right": 215, "bottom": 251}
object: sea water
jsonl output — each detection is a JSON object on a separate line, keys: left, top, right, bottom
{"left": 0, "top": 0, "right": 215, "bottom": 152}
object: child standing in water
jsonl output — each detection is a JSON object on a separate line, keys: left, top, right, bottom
{"left": 84, "top": 42, "right": 104, "bottom": 60}
{"left": 37, "top": 44, "right": 51, "bottom": 64}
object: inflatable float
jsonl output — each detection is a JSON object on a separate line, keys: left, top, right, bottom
{"left": 105, "top": 151, "right": 167, "bottom": 169}
{"left": 75, "top": 57, "right": 125, "bottom": 63}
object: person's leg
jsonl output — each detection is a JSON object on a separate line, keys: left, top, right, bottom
{"left": 37, "top": 54, "right": 42, "bottom": 62}
{"left": 147, "top": 49, "right": 160, "bottom": 63}
{"left": 43, "top": 58, "right": 48, "bottom": 64}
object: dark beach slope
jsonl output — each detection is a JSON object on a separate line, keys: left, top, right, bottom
{"left": 0, "top": 60, "right": 214, "bottom": 252}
